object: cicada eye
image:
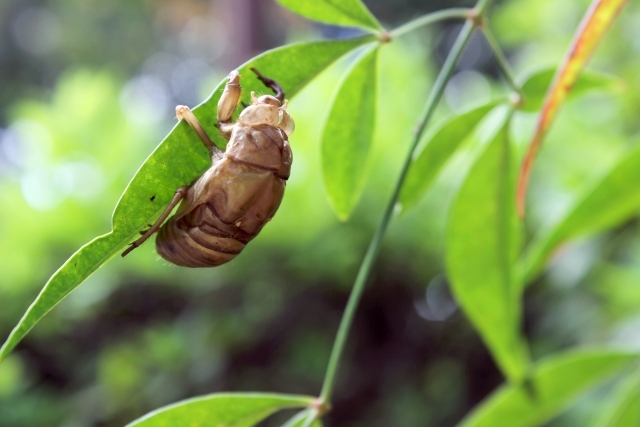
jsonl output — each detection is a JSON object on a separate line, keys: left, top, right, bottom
{"left": 278, "top": 109, "right": 295, "bottom": 136}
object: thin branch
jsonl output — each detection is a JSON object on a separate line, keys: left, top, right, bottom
{"left": 390, "top": 8, "right": 471, "bottom": 38}
{"left": 318, "top": 17, "right": 481, "bottom": 406}
{"left": 482, "top": 26, "right": 524, "bottom": 100}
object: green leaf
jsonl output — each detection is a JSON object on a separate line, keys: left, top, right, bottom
{"left": 276, "top": 0, "right": 382, "bottom": 31}
{"left": 521, "top": 143, "right": 640, "bottom": 284}
{"left": 457, "top": 349, "right": 639, "bottom": 427}
{"left": 593, "top": 368, "right": 640, "bottom": 427}
{"left": 399, "top": 100, "right": 501, "bottom": 213}
{"left": 0, "top": 36, "right": 375, "bottom": 364}
{"left": 446, "top": 108, "right": 529, "bottom": 382}
{"left": 281, "top": 409, "right": 324, "bottom": 427}
{"left": 125, "top": 392, "right": 314, "bottom": 427}
{"left": 519, "top": 67, "right": 621, "bottom": 112}
{"left": 321, "top": 44, "right": 379, "bottom": 221}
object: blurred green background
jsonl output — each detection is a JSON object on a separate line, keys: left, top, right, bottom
{"left": 1, "top": 0, "right": 640, "bottom": 426}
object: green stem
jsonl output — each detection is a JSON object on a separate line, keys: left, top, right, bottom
{"left": 319, "top": 16, "right": 480, "bottom": 405}
{"left": 390, "top": 8, "right": 471, "bottom": 38}
{"left": 476, "top": 0, "right": 494, "bottom": 15}
{"left": 482, "top": 26, "right": 523, "bottom": 99}
{"left": 301, "top": 411, "right": 317, "bottom": 427}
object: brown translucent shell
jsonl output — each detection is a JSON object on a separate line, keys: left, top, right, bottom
{"left": 155, "top": 94, "right": 293, "bottom": 267}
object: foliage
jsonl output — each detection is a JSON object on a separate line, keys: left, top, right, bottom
{"left": 458, "top": 350, "right": 638, "bottom": 427}
{"left": 321, "top": 44, "right": 379, "bottom": 220}
{"left": 1, "top": 0, "right": 640, "bottom": 426}
{"left": 446, "top": 107, "right": 528, "bottom": 383}
{"left": 125, "top": 393, "right": 316, "bottom": 427}
{"left": 399, "top": 100, "right": 501, "bottom": 212}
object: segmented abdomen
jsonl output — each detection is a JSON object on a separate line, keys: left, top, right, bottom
{"left": 155, "top": 216, "right": 244, "bottom": 267}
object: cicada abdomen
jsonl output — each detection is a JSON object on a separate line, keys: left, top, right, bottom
{"left": 122, "top": 69, "right": 294, "bottom": 267}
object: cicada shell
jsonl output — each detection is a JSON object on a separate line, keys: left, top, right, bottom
{"left": 122, "top": 69, "right": 294, "bottom": 267}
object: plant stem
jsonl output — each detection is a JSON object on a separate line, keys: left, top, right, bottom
{"left": 476, "top": 0, "right": 494, "bottom": 15}
{"left": 319, "top": 15, "right": 482, "bottom": 405}
{"left": 482, "top": 26, "right": 524, "bottom": 100}
{"left": 390, "top": 8, "right": 471, "bottom": 38}
{"left": 301, "top": 410, "right": 317, "bottom": 427}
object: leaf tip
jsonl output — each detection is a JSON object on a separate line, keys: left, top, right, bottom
{"left": 333, "top": 207, "right": 352, "bottom": 223}
{"left": 0, "top": 340, "right": 13, "bottom": 365}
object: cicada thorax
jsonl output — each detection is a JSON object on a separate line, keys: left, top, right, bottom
{"left": 155, "top": 109, "right": 293, "bottom": 268}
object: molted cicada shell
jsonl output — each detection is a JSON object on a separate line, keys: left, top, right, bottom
{"left": 122, "top": 69, "right": 294, "bottom": 267}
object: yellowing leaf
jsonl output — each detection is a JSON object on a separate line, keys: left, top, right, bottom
{"left": 519, "top": 67, "right": 621, "bottom": 113}
{"left": 516, "top": 0, "right": 627, "bottom": 216}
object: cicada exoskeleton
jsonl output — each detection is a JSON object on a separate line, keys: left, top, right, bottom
{"left": 122, "top": 69, "right": 294, "bottom": 267}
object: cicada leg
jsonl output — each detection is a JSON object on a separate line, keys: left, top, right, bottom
{"left": 216, "top": 70, "right": 241, "bottom": 139}
{"left": 176, "top": 106, "right": 223, "bottom": 159}
{"left": 121, "top": 186, "right": 189, "bottom": 257}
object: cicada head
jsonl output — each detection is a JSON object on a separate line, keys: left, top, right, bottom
{"left": 237, "top": 91, "right": 294, "bottom": 136}
{"left": 257, "top": 95, "right": 295, "bottom": 136}
{"left": 238, "top": 92, "right": 280, "bottom": 128}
